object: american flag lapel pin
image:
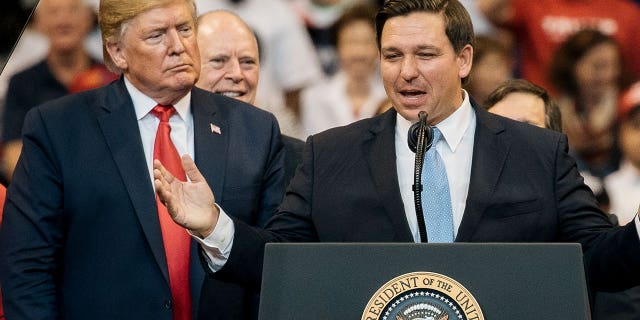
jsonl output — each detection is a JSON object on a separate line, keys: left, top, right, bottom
{"left": 210, "top": 123, "right": 222, "bottom": 134}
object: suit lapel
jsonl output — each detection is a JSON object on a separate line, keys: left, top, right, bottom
{"left": 187, "top": 89, "right": 229, "bottom": 312}
{"left": 364, "top": 109, "right": 414, "bottom": 241}
{"left": 97, "top": 79, "right": 170, "bottom": 283}
{"left": 191, "top": 87, "right": 228, "bottom": 202}
{"left": 456, "top": 104, "right": 511, "bottom": 241}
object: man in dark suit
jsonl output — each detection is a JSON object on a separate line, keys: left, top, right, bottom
{"left": 195, "top": 10, "right": 304, "bottom": 190}
{"left": 193, "top": 10, "right": 302, "bottom": 319}
{"left": 0, "top": 0, "right": 284, "bottom": 319}
{"left": 154, "top": 0, "right": 640, "bottom": 304}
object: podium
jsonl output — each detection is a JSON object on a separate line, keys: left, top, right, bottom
{"left": 259, "top": 243, "right": 591, "bottom": 319}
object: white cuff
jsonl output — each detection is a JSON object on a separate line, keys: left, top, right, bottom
{"left": 189, "top": 203, "right": 234, "bottom": 272}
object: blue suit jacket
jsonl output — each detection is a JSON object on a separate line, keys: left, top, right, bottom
{"left": 0, "top": 78, "right": 284, "bottom": 319}
{"left": 216, "top": 102, "right": 640, "bottom": 294}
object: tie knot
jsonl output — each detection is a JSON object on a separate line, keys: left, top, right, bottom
{"left": 151, "top": 104, "right": 176, "bottom": 122}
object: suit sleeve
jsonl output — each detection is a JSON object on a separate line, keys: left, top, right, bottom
{"left": 0, "top": 108, "right": 64, "bottom": 319}
{"left": 210, "top": 134, "right": 320, "bottom": 289}
{"left": 553, "top": 135, "right": 640, "bottom": 291}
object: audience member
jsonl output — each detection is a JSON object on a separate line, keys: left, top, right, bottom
{"left": 249, "top": 31, "right": 306, "bottom": 140}
{"left": 300, "top": 2, "right": 387, "bottom": 136}
{"left": 549, "top": 29, "right": 632, "bottom": 179}
{"left": 588, "top": 80, "right": 640, "bottom": 320}
{"left": 207, "top": 18, "right": 305, "bottom": 139}
{"left": 154, "top": 2, "right": 640, "bottom": 316}
{"left": 289, "top": 0, "right": 368, "bottom": 75}
{"left": 1, "top": 0, "right": 116, "bottom": 182}
{"left": 196, "top": 10, "right": 304, "bottom": 190}
{"left": 0, "top": 0, "right": 104, "bottom": 125}
{"left": 484, "top": 78, "right": 615, "bottom": 210}
{"left": 486, "top": 78, "right": 639, "bottom": 319}
{"left": 605, "top": 82, "right": 640, "bottom": 225}
{"left": 485, "top": 79, "right": 561, "bottom": 132}
{"left": 194, "top": 11, "right": 302, "bottom": 318}
{"left": 0, "top": 1, "right": 285, "bottom": 319}
{"left": 194, "top": 0, "right": 324, "bottom": 120}
{"left": 464, "top": 35, "right": 514, "bottom": 106}
{"left": 479, "top": 0, "right": 640, "bottom": 90}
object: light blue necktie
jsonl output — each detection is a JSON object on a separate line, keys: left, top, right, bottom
{"left": 421, "top": 128, "right": 454, "bottom": 243}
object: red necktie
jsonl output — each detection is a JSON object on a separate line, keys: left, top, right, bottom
{"left": 151, "top": 104, "right": 191, "bottom": 320}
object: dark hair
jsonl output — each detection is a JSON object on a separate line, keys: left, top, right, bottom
{"left": 330, "top": 2, "right": 378, "bottom": 47}
{"left": 375, "top": 0, "right": 474, "bottom": 84}
{"left": 548, "top": 29, "right": 630, "bottom": 97}
{"left": 485, "top": 79, "right": 563, "bottom": 132}
{"left": 375, "top": 0, "right": 474, "bottom": 54}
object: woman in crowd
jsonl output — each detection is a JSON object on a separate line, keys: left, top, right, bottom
{"left": 548, "top": 29, "right": 633, "bottom": 178}
{"left": 300, "top": 2, "right": 387, "bottom": 136}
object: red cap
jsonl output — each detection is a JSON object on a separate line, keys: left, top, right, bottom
{"left": 619, "top": 81, "right": 640, "bottom": 120}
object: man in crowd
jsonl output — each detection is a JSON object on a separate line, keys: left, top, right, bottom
{"left": 485, "top": 78, "right": 562, "bottom": 132}
{"left": 196, "top": 10, "right": 304, "bottom": 189}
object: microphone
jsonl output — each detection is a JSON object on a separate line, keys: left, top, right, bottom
{"left": 408, "top": 111, "right": 434, "bottom": 242}
{"left": 407, "top": 111, "right": 434, "bottom": 153}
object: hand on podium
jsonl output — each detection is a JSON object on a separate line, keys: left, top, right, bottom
{"left": 153, "top": 155, "right": 219, "bottom": 238}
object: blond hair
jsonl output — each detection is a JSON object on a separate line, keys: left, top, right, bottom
{"left": 98, "top": 0, "right": 197, "bottom": 72}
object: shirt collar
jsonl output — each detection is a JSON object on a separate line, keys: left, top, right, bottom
{"left": 437, "top": 90, "right": 474, "bottom": 153}
{"left": 124, "top": 77, "right": 191, "bottom": 121}
{"left": 396, "top": 90, "right": 474, "bottom": 153}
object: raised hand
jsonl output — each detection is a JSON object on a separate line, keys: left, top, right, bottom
{"left": 153, "top": 155, "right": 220, "bottom": 238}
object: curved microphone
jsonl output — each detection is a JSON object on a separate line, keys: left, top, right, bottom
{"left": 407, "top": 112, "right": 434, "bottom": 153}
{"left": 408, "top": 111, "right": 434, "bottom": 242}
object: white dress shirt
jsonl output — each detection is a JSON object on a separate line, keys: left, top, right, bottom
{"left": 395, "top": 90, "right": 476, "bottom": 242}
{"left": 124, "top": 78, "right": 194, "bottom": 185}
{"left": 126, "top": 78, "right": 237, "bottom": 264}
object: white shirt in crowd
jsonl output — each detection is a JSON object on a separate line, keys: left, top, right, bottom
{"left": 301, "top": 71, "right": 387, "bottom": 137}
{"left": 605, "top": 160, "right": 640, "bottom": 225}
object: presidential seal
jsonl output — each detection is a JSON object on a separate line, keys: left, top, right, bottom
{"left": 362, "top": 272, "right": 484, "bottom": 320}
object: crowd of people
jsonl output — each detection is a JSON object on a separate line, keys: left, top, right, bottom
{"left": 0, "top": 0, "right": 639, "bottom": 319}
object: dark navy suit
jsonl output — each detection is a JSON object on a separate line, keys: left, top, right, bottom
{"left": 215, "top": 103, "right": 640, "bottom": 295}
{"left": 0, "top": 78, "right": 284, "bottom": 319}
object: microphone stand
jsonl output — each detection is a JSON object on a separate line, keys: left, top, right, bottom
{"left": 408, "top": 111, "right": 434, "bottom": 242}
